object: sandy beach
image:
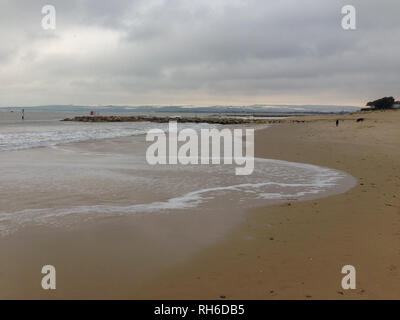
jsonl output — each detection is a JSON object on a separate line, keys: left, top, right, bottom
{"left": 0, "top": 109, "right": 398, "bottom": 300}
{"left": 135, "top": 109, "right": 400, "bottom": 299}
{"left": 2, "top": 0, "right": 400, "bottom": 304}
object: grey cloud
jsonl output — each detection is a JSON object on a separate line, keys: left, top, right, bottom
{"left": 0, "top": 0, "right": 399, "bottom": 106}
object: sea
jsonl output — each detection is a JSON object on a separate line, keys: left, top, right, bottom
{"left": 0, "top": 109, "right": 356, "bottom": 236}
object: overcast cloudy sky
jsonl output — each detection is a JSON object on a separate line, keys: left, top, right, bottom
{"left": 0, "top": 0, "right": 399, "bottom": 107}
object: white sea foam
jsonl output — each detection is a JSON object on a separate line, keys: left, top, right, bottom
{"left": 0, "top": 121, "right": 214, "bottom": 151}
{"left": 0, "top": 155, "right": 355, "bottom": 236}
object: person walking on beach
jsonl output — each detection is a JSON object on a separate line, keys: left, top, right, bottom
{"left": 336, "top": 119, "right": 339, "bottom": 127}
{"left": 21, "top": 108, "right": 24, "bottom": 120}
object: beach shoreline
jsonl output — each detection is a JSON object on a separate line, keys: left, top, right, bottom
{"left": 0, "top": 110, "right": 398, "bottom": 299}
{"left": 0, "top": 122, "right": 354, "bottom": 300}
{"left": 134, "top": 109, "right": 400, "bottom": 299}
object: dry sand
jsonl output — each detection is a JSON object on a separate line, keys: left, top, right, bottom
{"left": 135, "top": 109, "right": 400, "bottom": 299}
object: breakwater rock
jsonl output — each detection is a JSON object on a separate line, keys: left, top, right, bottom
{"left": 61, "top": 115, "right": 286, "bottom": 125}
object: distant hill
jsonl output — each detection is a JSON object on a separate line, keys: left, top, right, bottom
{"left": 0, "top": 104, "right": 361, "bottom": 114}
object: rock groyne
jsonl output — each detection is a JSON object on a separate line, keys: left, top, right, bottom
{"left": 62, "top": 115, "right": 288, "bottom": 125}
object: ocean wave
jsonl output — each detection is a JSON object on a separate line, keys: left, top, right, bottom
{"left": 0, "top": 122, "right": 215, "bottom": 151}
{"left": 0, "top": 157, "right": 355, "bottom": 236}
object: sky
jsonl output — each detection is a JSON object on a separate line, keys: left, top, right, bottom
{"left": 0, "top": 0, "right": 399, "bottom": 107}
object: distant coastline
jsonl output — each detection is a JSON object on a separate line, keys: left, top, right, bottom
{"left": 0, "top": 104, "right": 361, "bottom": 114}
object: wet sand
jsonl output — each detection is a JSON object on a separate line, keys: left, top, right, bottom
{"left": 0, "top": 131, "right": 352, "bottom": 299}
{"left": 0, "top": 136, "right": 249, "bottom": 299}
{"left": 135, "top": 109, "right": 400, "bottom": 299}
